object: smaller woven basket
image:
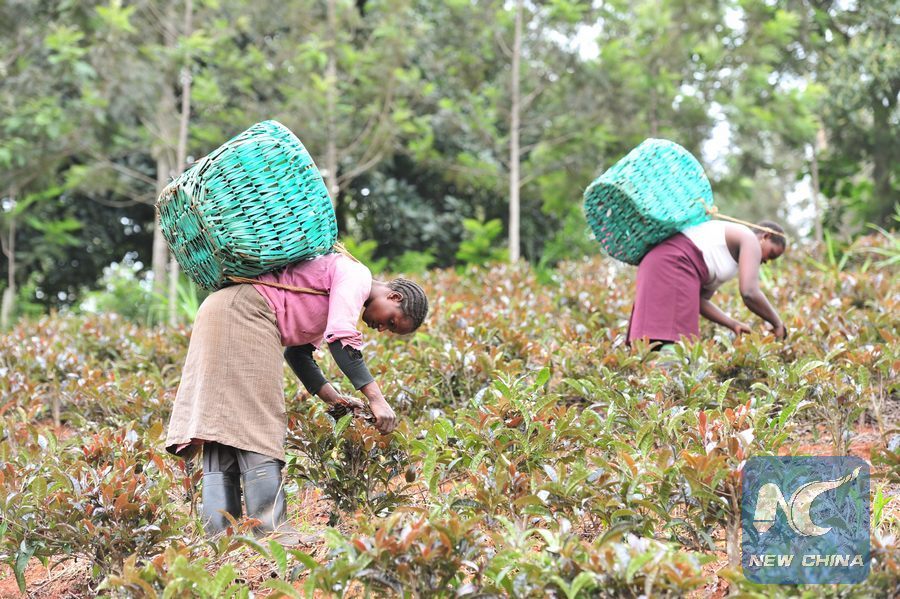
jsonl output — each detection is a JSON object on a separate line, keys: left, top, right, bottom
{"left": 583, "top": 138, "right": 713, "bottom": 265}
{"left": 157, "top": 120, "right": 337, "bottom": 290}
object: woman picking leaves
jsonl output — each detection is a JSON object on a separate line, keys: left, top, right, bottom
{"left": 164, "top": 252, "right": 428, "bottom": 542}
{"left": 627, "top": 220, "right": 787, "bottom": 348}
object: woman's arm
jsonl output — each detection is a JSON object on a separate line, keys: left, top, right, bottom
{"left": 284, "top": 345, "right": 367, "bottom": 418}
{"left": 729, "top": 227, "right": 785, "bottom": 338}
{"left": 285, "top": 344, "right": 396, "bottom": 434}
{"left": 327, "top": 342, "right": 396, "bottom": 433}
{"left": 284, "top": 345, "right": 327, "bottom": 395}
{"left": 700, "top": 298, "right": 752, "bottom": 335}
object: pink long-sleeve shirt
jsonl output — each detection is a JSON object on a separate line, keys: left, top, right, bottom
{"left": 252, "top": 254, "right": 372, "bottom": 349}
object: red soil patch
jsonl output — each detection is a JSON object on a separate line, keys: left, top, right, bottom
{"left": 778, "top": 425, "right": 885, "bottom": 462}
{"left": 0, "top": 559, "right": 90, "bottom": 599}
{"left": 691, "top": 551, "right": 730, "bottom": 599}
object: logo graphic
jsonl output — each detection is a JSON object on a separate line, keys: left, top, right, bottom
{"left": 753, "top": 467, "right": 862, "bottom": 536}
{"left": 742, "top": 457, "right": 870, "bottom": 584}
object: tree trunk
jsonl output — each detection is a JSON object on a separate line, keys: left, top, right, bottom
{"left": 871, "top": 97, "right": 895, "bottom": 227}
{"left": 324, "top": 0, "right": 340, "bottom": 208}
{"left": 809, "top": 128, "right": 825, "bottom": 249}
{"left": 168, "top": 0, "right": 194, "bottom": 326}
{"left": 1, "top": 202, "right": 15, "bottom": 330}
{"left": 508, "top": 0, "right": 523, "bottom": 262}
{"left": 648, "top": 65, "right": 659, "bottom": 138}
{"left": 152, "top": 153, "right": 171, "bottom": 303}
{"left": 151, "top": 1, "right": 179, "bottom": 305}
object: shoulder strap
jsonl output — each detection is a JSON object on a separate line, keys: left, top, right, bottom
{"left": 225, "top": 242, "right": 362, "bottom": 295}
{"left": 226, "top": 275, "right": 328, "bottom": 296}
{"left": 331, "top": 241, "right": 361, "bottom": 263}
{"left": 695, "top": 198, "right": 789, "bottom": 241}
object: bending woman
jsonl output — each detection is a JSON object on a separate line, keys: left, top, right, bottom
{"left": 627, "top": 219, "right": 786, "bottom": 347}
{"left": 164, "top": 252, "right": 428, "bottom": 541}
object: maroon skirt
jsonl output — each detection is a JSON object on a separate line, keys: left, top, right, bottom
{"left": 627, "top": 233, "right": 710, "bottom": 344}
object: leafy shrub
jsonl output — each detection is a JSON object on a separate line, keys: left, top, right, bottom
{"left": 1, "top": 234, "right": 897, "bottom": 596}
{"left": 455, "top": 218, "right": 508, "bottom": 265}
{"left": 79, "top": 264, "right": 204, "bottom": 325}
{"left": 390, "top": 249, "right": 436, "bottom": 274}
{"left": 102, "top": 537, "right": 320, "bottom": 598}
{"left": 0, "top": 423, "right": 188, "bottom": 589}
{"left": 285, "top": 406, "right": 414, "bottom": 518}
{"left": 312, "top": 512, "right": 486, "bottom": 597}
{"left": 483, "top": 529, "right": 708, "bottom": 598}
{"left": 78, "top": 261, "right": 157, "bottom": 323}
{"left": 339, "top": 237, "right": 388, "bottom": 274}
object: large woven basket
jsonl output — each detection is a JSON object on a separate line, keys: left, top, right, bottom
{"left": 583, "top": 138, "right": 712, "bottom": 265}
{"left": 157, "top": 120, "right": 337, "bottom": 290}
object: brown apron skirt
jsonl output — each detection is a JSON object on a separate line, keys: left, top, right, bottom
{"left": 164, "top": 284, "right": 287, "bottom": 461}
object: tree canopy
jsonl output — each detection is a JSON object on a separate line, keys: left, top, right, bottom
{"left": 1, "top": 0, "right": 896, "bottom": 317}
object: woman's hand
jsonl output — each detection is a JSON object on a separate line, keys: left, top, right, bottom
{"left": 731, "top": 321, "right": 752, "bottom": 336}
{"left": 357, "top": 381, "right": 398, "bottom": 434}
{"left": 772, "top": 322, "right": 787, "bottom": 340}
{"left": 367, "top": 396, "right": 398, "bottom": 434}
{"left": 325, "top": 393, "right": 367, "bottom": 420}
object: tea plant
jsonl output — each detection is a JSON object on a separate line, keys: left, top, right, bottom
{"left": 1, "top": 234, "right": 896, "bottom": 596}
{"left": 0, "top": 423, "right": 188, "bottom": 589}
{"left": 285, "top": 405, "right": 414, "bottom": 518}
{"left": 315, "top": 511, "right": 486, "bottom": 597}
{"left": 101, "top": 537, "right": 320, "bottom": 598}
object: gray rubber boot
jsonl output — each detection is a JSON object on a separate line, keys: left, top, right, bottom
{"left": 201, "top": 471, "right": 242, "bottom": 535}
{"left": 242, "top": 462, "right": 310, "bottom": 545}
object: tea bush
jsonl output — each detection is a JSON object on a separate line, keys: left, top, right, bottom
{"left": 0, "top": 234, "right": 897, "bottom": 596}
{"left": 286, "top": 406, "right": 415, "bottom": 518}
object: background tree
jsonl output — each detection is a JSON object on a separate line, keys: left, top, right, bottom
{"left": 0, "top": 1, "right": 100, "bottom": 324}
{"left": 0, "top": 0, "right": 896, "bottom": 325}
{"left": 807, "top": 0, "right": 899, "bottom": 230}
{"left": 269, "top": 0, "right": 429, "bottom": 231}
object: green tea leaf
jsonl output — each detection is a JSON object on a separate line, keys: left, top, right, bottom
{"left": 534, "top": 367, "right": 551, "bottom": 389}
{"left": 269, "top": 539, "right": 288, "bottom": 577}
{"left": 334, "top": 413, "right": 352, "bottom": 438}
{"left": 15, "top": 541, "right": 35, "bottom": 593}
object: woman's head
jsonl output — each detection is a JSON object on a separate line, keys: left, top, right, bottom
{"left": 362, "top": 278, "right": 429, "bottom": 335}
{"left": 756, "top": 220, "right": 786, "bottom": 263}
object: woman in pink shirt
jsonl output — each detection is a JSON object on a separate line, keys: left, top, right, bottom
{"left": 164, "top": 252, "right": 428, "bottom": 543}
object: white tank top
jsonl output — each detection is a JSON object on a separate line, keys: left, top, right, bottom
{"left": 681, "top": 220, "right": 740, "bottom": 292}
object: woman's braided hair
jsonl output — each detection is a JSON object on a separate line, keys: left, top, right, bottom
{"left": 756, "top": 220, "right": 787, "bottom": 248}
{"left": 388, "top": 278, "right": 428, "bottom": 331}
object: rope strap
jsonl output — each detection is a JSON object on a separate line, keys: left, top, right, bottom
{"left": 695, "top": 198, "right": 789, "bottom": 242}
{"left": 225, "top": 242, "right": 361, "bottom": 295}
{"left": 226, "top": 275, "right": 328, "bottom": 296}
{"left": 332, "top": 241, "right": 361, "bottom": 263}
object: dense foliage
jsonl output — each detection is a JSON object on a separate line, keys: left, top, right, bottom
{"left": 1, "top": 0, "right": 898, "bottom": 317}
{"left": 0, "top": 235, "right": 896, "bottom": 597}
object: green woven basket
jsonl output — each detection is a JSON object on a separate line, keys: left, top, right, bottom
{"left": 583, "top": 138, "right": 713, "bottom": 265}
{"left": 157, "top": 120, "right": 337, "bottom": 290}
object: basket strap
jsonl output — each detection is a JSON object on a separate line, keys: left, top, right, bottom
{"left": 225, "top": 242, "right": 360, "bottom": 296}
{"left": 331, "top": 241, "right": 360, "bottom": 263}
{"left": 226, "top": 275, "right": 328, "bottom": 296}
{"left": 695, "top": 199, "right": 790, "bottom": 242}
